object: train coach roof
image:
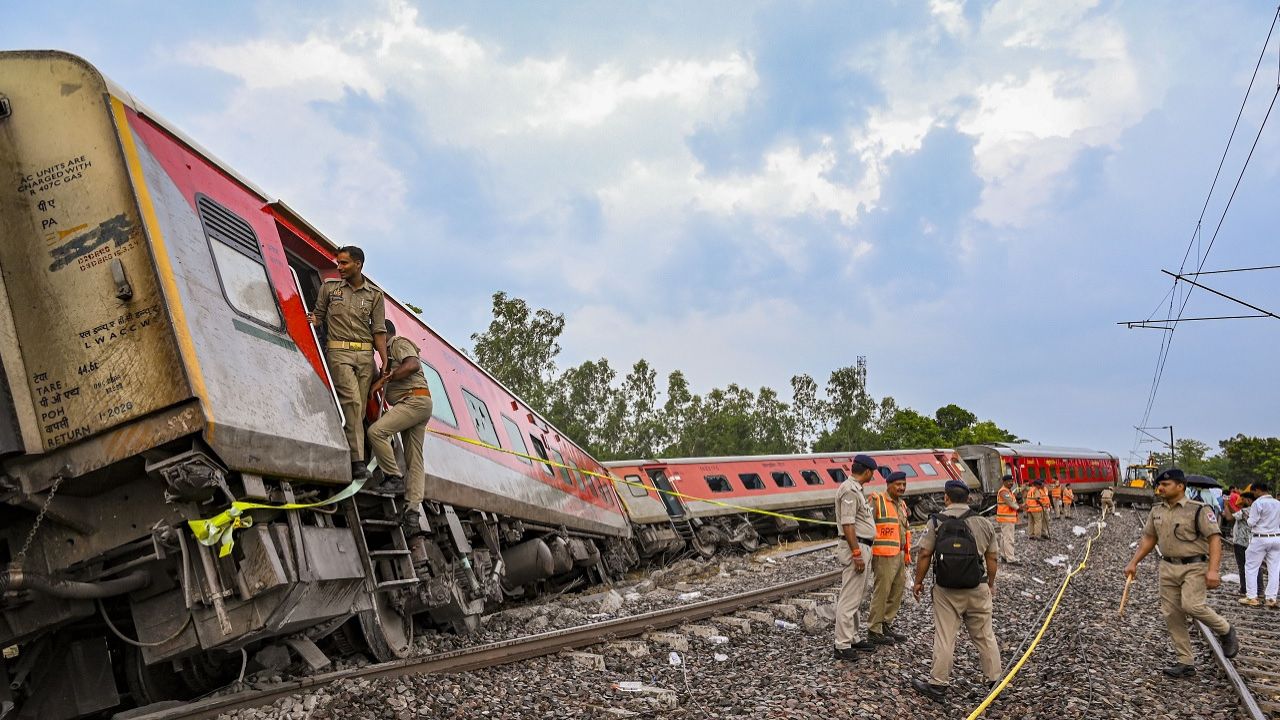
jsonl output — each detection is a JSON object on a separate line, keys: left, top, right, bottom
{"left": 963, "top": 443, "right": 1117, "bottom": 460}
{"left": 602, "top": 449, "right": 958, "bottom": 468}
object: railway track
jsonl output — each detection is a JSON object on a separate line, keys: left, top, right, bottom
{"left": 1198, "top": 594, "right": 1280, "bottom": 720}
{"left": 123, "top": 568, "right": 842, "bottom": 720}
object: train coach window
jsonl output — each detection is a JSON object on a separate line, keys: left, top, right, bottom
{"left": 827, "top": 468, "right": 848, "bottom": 484}
{"left": 500, "top": 415, "right": 532, "bottom": 464}
{"left": 801, "top": 470, "right": 824, "bottom": 486}
{"left": 919, "top": 462, "right": 939, "bottom": 476}
{"left": 461, "top": 389, "right": 502, "bottom": 449}
{"left": 625, "top": 474, "right": 648, "bottom": 497}
{"left": 528, "top": 435, "right": 555, "bottom": 477}
{"left": 897, "top": 464, "right": 919, "bottom": 478}
{"left": 771, "top": 472, "right": 795, "bottom": 488}
{"left": 548, "top": 448, "right": 573, "bottom": 487}
{"left": 705, "top": 475, "right": 732, "bottom": 493}
{"left": 197, "top": 195, "right": 282, "bottom": 330}
{"left": 422, "top": 363, "right": 458, "bottom": 426}
{"left": 739, "top": 473, "right": 765, "bottom": 490}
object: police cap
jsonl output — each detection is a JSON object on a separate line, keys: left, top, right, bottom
{"left": 886, "top": 471, "right": 908, "bottom": 483}
{"left": 1155, "top": 468, "right": 1186, "bottom": 484}
{"left": 944, "top": 479, "right": 969, "bottom": 494}
{"left": 1001, "top": 474, "right": 1014, "bottom": 482}
{"left": 1033, "top": 479, "right": 1045, "bottom": 486}
{"left": 851, "top": 454, "right": 880, "bottom": 473}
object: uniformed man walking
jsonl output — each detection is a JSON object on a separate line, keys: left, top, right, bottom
{"left": 833, "top": 454, "right": 880, "bottom": 660}
{"left": 309, "top": 245, "right": 389, "bottom": 478}
{"left": 995, "top": 474, "right": 1021, "bottom": 564}
{"left": 1100, "top": 486, "right": 1116, "bottom": 517}
{"left": 1123, "top": 468, "right": 1239, "bottom": 676}
{"left": 867, "top": 471, "right": 911, "bottom": 645}
{"left": 911, "top": 480, "right": 1002, "bottom": 701}
{"left": 368, "top": 320, "right": 434, "bottom": 527}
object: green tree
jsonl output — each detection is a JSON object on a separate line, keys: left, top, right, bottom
{"left": 1218, "top": 435, "right": 1280, "bottom": 487}
{"left": 790, "top": 373, "right": 825, "bottom": 452}
{"left": 754, "top": 386, "right": 799, "bottom": 454}
{"left": 1149, "top": 438, "right": 1216, "bottom": 477}
{"left": 545, "top": 358, "right": 621, "bottom": 458}
{"left": 470, "top": 292, "right": 564, "bottom": 412}
{"left": 951, "top": 420, "right": 1021, "bottom": 446}
{"left": 935, "top": 404, "right": 977, "bottom": 440}
{"left": 617, "top": 359, "right": 664, "bottom": 459}
{"left": 879, "top": 408, "right": 945, "bottom": 449}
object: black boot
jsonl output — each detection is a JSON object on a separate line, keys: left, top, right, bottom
{"left": 351, "top": 460, "right": 370, "bottom": 479}
{"left": 1219, "top": 626, "right": 1239, "bottom": 659}
{"left": 911, "top": 678, "right": 947, "bottom": 702}
{"left": 400, "top": 504, "right": 425, "bottom": 535}
{"left": 378, "top": 475, "right": 405, "bottom": 494}
{"left": 867, "top": 631, "right": 895, "bottom": 645}
{"left": 1161, "top": 663, "right": 1195, "bottom": 678}
{"left": 884, "top": 624, "right": 908, "bottom": 642}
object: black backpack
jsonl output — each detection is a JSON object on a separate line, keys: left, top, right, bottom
{"left": 932, "top": 511, "right": 984, "bottom": 589}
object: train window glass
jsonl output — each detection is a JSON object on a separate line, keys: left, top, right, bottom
{"left": 577, "top": 466, "right": 599, "bottom": 497}
{"left": 528, "top": 435, "right": 555, "bottom": 477}
{"left": 421, "top": 363, "right": 458, "bottom": 427}
{"left": 500, "top": 415, "right": 532, "bottom": 464}
{"left": 705, "top": 475, "right": 732, "bottom": 493}
{"left": 771, "top": 471, "right": 795, "bottom": 488}
{"left": 827, "top": 468, "right": 848, "bottom": 483}
{"left": 801, "top": 470, "right": 824, "bottom": 485}
{"left": 461, "top": 388, "right": 501, "bottom": 449}
{"left": 897, "top": 464, "right": 919, "bottom": 478}
{"left": 198, "top": 195, "right": 283, "bottom": 330}
{"left": 739, "top": 473, "right": 765, "bottom": 490}
{"left": 919, "top": 462, "right": 939, "bottom": 476}
{"left": 625, "top": 474, "right": 648, "bottom": 497}
{"left": 548, "top": 448, "right": 573, "bottom": 486}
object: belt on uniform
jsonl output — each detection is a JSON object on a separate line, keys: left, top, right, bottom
{"left": 327, "top": 340, "right": 373, "bottom": 351}
{"left": 857, "top": 537, "right": 873, "bottom": 547}
{"left": 1255, "top": 533, "right": 1280, "bottom": 538}
{"left": 1161, "top": 555, "right": 1208, "bottom": 565}
{"left": 391, "top": 388, "right": 432, "bottom": 405}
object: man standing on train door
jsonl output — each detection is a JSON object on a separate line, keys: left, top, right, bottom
{"left": 368, "top": 320, "right": 434, "bottom": 528}
{"left": 996, "top": 475, "right": 1021, "bottom": 564}
{"left": 833, "top": 454, "right": 881, "bottom": 661}
{"left": 1124, "top": 468, "right": 1239, "bottom": 677}
{"left": 309, "top": 246, "right": 388, "bottom": 479}
{"left": 867, "top": 471, "right": 911, "bottom": 645}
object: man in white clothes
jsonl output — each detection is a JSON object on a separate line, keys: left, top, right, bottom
{"left": 1240, "top": 481, "right": 1280, "bottom": 608}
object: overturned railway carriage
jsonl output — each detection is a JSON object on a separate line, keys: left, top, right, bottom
{"left": 0, "top": 51, "right": 634, "bottom": 719}
{"left": 606, "top": 449, "right": 979, "bottom": 557}
{"left": 957, "top": 443, "right": 1119, "bottom": 500}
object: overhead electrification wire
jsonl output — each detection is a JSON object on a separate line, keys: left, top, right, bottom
{"left": 1130, "top": 6, "right": 1280, "bottom": 460}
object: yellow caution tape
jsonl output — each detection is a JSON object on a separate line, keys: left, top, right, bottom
{"left": 188, "top": 476, "right": 367, "bottom": 557}
{"left": 425, "top": 427, "right": 837, "bottom": 527}
{"left": 964, "top": 512, "right": 1109, "bottom": 718}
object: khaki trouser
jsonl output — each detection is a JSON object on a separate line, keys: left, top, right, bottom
{"left": 997, "top": 522, "right": 1017, "bottom": 561}
{"left": 1159, "top": 561, "right": 1230, "bottom": 663}
{"left": 1063, "top": 501, "right": 1073, "bottom": 518}
{"left": 930, "top": 584, "right": 1001, "bottom": 686}
{"left": 1051, "top": 498, "right": 1064, "bottom": 518}
{"left": 1101, "top": 500, "right": 1115, "bottom": 516}
{"left": 368, "top": 395, "right": 433, "bottom": 505}
{"left": 1027, "top": 512, "right": 1047, "bottom": 538}
{"left": 868, "top": 554, "right": 906, "bottom": 634}
{"left": 833, "top": 543, "right": 871, "bottom": 648}
{"left": 327, "top": 348, "right": 376, "bottom": 461}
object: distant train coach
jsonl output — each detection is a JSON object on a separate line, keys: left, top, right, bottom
{"left": 957, "top": 443, "right": 1119, "bottom": 499}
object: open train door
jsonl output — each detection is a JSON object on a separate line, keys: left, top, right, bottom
{"left": 644, "top": 466, "right": 688, "bottom": 519}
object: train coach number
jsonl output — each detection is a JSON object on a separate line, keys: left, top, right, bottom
{"left": 98, "top": 401, "right": 133, "bottom": 421}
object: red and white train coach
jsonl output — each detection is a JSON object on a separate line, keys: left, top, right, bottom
{"left": 957, "top": 443, "right": 1119, "bottom": 499}
{"left": 605, "top": 449, "right": 980, "bottom": 557}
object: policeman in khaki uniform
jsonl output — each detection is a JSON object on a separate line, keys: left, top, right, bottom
{"left": 867, "top": 471, "right": 911, "bottom": 645}
{"left": 995, "top": 474, "right": 1021, "bottom": 564}
{"left": 368, "top": 320, "right": 434, "bottom": 527}
{"left": 833, "top": 453, "right": 880, "bottom": 660}
{"left": 1025, "top": 480, "right": 1049, "bottom": 539}
{"left": 1049, "top": 479, "right": 1065, "bottom": 518}
{"left": 309, "top": 246, "right": 388, "bottom": 478}
{"left": 1100, "top": 486, "right": 1116, "bottom": 516}
{"left": 1124, "top": 468, "right": 1239, "bottom": 677}
{"left": 1062, "top": 485, "right": 1075, "bottom": 518}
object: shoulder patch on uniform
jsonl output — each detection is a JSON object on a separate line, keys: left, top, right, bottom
{"left": 1205, "top": 509, "right": 1217, "bottom": 524}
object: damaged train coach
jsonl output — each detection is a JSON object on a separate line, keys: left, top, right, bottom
{"left": 0, "top": 51, "right": 636, "bottom": 720}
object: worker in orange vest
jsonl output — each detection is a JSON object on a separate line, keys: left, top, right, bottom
{"left": 1026, "top": 480, "right": 1050, "bottom": 539}
{"left": 867, "top": 471, "right": 912, "bottom": 645}
{"left": 996, "top": 474, "right": 1021, "bottom": 563}
{"left": 1062, "top": 486, "right": 1075, "bottom": 519}
{"left": 1050, "top": 480, "right": 1065, "bottom": 518}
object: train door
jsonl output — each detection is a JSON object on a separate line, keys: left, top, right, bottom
{"left": 645, "top": 467, "right": 687, "bottom": 519}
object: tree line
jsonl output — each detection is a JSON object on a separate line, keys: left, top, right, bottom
{"left": 469, "top": 293, "right": 1022, "bottom": 462}
{"left": 1146, "top": 435, "right": 1280, "bottom": 489}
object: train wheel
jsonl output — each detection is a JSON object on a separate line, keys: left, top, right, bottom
{"left": 691, "top": 528, "right": 718, "bottom": 559}
{"left": 124, "top": 645, "right": 186, "bottom": 707}
{"left": 359, "top": 591, "right": 413, "bottom": 662}
{"left": 911, "top": 495, "right": 942, "bottom": 522}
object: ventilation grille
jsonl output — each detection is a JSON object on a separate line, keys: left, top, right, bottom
{"left": 197, "top": 195, "right": 261, "bottom": 258}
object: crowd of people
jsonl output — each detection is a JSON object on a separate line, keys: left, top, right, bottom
{"left": 829, "top": 458, "right": 1277, "bottom": 702}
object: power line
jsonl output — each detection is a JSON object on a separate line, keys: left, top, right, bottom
{"left": 1118, "top": 314, "right": 1271, "bottom": 330}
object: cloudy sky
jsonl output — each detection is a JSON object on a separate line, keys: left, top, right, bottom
{"left": 9, "top": 1, "right": 1278, "bottom": 463}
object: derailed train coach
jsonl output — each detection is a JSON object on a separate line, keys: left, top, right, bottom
{"left": 0, "top": 51, "right": 636, "bottom": 719}
{"left": 606, "top": 449, "right": 980, "bottom": 558}
{"left": 957, "top": 443, "right": 1119, "bottom": 500}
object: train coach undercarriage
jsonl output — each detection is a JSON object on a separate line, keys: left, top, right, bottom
{"left": 0, "top": 444, "right": 635, "bottom": 720}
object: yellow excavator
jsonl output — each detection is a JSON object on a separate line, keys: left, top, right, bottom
{"left": 1117, "top": 456, "right": 1159, "bottom": 508}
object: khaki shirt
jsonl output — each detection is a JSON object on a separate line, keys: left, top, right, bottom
{"left": 1142, "top": 496, "right": 1219, "bottom": 558}
{"left": 384, "top": 336, "right": 431, "bottom": 405}
{"left": 1101, "top": 487, "right": 1115, "bottom": 501}
{"left": 918, "top": 505, "right": 996, "bottom": 557}
{"left": 835, "top": 479, "right": 875, "bottom": 539}
{"left": 313, "top": 278, "right": 386, "bottom": 344}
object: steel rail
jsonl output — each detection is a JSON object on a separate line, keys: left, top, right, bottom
{"left": 126, "top": 569, "right": 841, "bottom": 720}
{"left": 1197, "top": 597, "right": 1274, "bottom": 720}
